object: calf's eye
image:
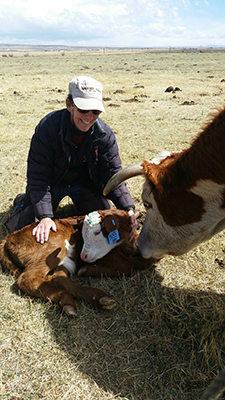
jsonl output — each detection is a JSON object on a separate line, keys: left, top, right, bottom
{"left": 94, "top": 230, "right": 101, "bottom": 236}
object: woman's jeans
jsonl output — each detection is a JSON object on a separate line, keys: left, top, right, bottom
{"left": 15, "top": 183, "right": 110, "bottom": 231}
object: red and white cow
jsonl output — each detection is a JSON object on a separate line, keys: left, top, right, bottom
{"left": 103, "top": 107, "right": 225, "bottom": 261}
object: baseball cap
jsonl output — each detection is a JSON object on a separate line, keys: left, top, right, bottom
{"left": 69, "top": 76, "right": 105, "bottom": 113}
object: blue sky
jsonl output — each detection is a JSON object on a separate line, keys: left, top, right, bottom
{"left": 0, "top": 0, "right": 225, "bottom": 48}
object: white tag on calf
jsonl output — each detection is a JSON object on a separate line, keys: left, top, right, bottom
{"left": 85, "top": 211, "right": 101, "bottom": 227}
{"left": 82, "top": 211, "right": 102, "bottom": 248}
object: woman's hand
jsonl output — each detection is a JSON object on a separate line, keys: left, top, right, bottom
{"left": 32, "top": 217, "right": 57, "bottom": 244}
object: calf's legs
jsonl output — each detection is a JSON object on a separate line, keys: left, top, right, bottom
{"left": 16, "top": 265, "right": 116, "bottom": 316}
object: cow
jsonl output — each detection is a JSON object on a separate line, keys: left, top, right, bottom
{"left": 0, "top": 209, "right": 149, "bottom": 316}
{"left": 103, "top": 106, "right": 225, "bottom": 261}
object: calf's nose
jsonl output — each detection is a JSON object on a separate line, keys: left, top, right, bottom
{"left": 80, "top": 253, "right": 88, "bottom": 261}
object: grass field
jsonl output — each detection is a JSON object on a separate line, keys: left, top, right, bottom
{"left": 1, "top": 47, "right": 225, "bottom": 399}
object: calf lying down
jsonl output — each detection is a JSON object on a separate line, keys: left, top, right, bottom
{"left": 0, "top": 209, "right": 149, "bottom": 316}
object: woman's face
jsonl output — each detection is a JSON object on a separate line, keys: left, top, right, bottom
{"left": 66, "top": 98, "right": 100, "bottom": 132}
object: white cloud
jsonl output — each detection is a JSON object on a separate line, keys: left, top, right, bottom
{"left": 0, "top": 0, "right": 224, "bottom": 47}
{"left": 195, "top": 0, "right": 209, "bottom": 6}
{"left": 112, "top": 4, "right": 129, "bottom": 15}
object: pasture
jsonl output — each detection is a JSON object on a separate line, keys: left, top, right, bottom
{"left": 1, "top": 47, "right": 225, "bottom": 399}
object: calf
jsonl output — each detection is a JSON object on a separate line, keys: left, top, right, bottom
{"left": 0, "top": 209, "right": 149, "bottom": 316}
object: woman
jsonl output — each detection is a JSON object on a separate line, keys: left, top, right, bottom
{"left": 8, "top": 76, "right": 137, "bottom": 243}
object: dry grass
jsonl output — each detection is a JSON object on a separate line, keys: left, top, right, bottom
{"left": 1, "top": 48, "right": 225, "bottom": 399}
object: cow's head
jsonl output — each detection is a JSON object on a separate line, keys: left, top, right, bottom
{"left": 103, "top": 155, "right": 225, "bottom": 260}
{"left": 80, "top": 210, "right": 132, "bottom": 263}
{"left": 103, "top": 161, "right": 174, "bottom": 260}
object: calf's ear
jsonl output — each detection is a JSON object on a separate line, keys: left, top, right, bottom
{"left": 104, "top": 216, "right": 119, "bottom": 233}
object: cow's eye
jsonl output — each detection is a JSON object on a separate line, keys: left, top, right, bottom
{"left": 143, "top": 201, "right": 152, "bottom": 209}
{"left": 94, "top": 230, "right": 101, "bottom": 236}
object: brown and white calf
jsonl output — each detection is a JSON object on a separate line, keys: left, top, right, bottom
{"left": 0, "top": 209, "right": 148, "bottom": 316}
{"left": 104, "top": 106, "right": 225, "bottom": 261}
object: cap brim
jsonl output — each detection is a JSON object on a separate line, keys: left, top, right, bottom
{"left": 73, "top": 97, "right": 105, "bottom": 113}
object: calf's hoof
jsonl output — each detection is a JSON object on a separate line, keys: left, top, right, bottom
{"left": 63, "top": 304, "right": 77, "bottom": 317}
{"left": 99, "top": 296, "right": 117, "bottom": 310}
{"left": 78, "top": 266, "right": 87, "bottom": 276}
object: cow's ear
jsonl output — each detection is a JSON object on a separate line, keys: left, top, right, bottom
{"left": 104, "top": 216, "right": 118, "bottom": 233}
{"left": 141, "top": 161, "right": 162, "bottom": 186}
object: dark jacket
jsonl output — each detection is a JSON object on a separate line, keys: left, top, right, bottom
{"left": 26, "top": 109, "right": 135, "bottom": 220}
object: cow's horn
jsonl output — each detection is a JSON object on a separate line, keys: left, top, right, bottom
{"left": 103, "top": 164, "right": 144, "bottom": 195}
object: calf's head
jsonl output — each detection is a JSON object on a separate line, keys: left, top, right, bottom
{"left": 80, "top": 210, "right": 132, "bottom": 263}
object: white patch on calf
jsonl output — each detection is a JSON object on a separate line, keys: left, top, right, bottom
{"left": 81, "top": 211, "right": 120, "bottom": 263}
{"left": 59, "top": 239, "right": 76, "bottom": 274}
